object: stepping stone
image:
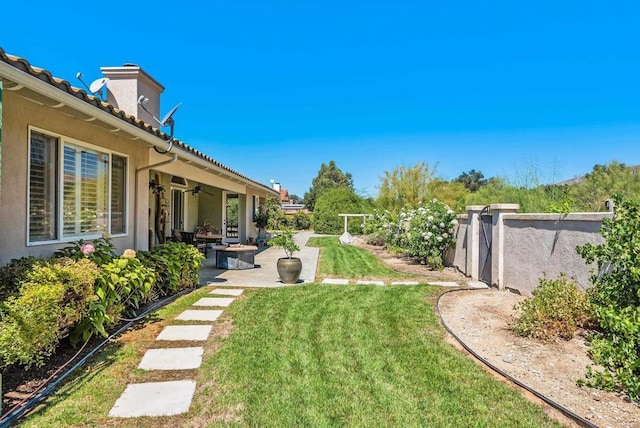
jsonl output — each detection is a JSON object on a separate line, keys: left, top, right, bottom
{"left": 468, "top": 281, "right": 490, "bottom": 289}
{"left": 391, "top": 281, "right": 420, "bottom": 285}
{"left": 209, "top": 288, "right": 244, "bottom": 296}
{"left": 156, "top": 325, "right": 212, "bottom": 341}
{"left": 322, "top": 278, "right": 349, "bottom": 285}
{"left": 429, "top": 281, "right": 459, "bottom": 287}
{"left": 356, "top": 280, "right": 385, "bottom": 285}
{"left": 193, "top": 297, "right": 234, "bottom": 307}
{"left": 138, "top": 347, "right": 203, "bottom": 370}
{"left": 176, "top": 309, "right": 223, "bottom": 321}
{"left": 109, "top": 380, "right": 196, "bottom": 417}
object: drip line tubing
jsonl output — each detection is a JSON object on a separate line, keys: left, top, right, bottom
{"left": 436, "top": 288, "right": 598, "bottom": 428}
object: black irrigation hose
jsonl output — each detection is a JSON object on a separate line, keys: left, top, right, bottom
{"left": 0, "top": 286, "right": 196, "bottom": 428}
{"left": 436, "top": 288, "right": 598, "bottom": 428}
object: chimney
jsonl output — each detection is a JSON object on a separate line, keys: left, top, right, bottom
{"left": 100, "top": 64, "right": 164, "bottom": 125}
{"left": 273, "top": 182, "right": 281, "bottom": 192}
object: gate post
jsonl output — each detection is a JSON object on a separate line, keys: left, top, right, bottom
{"left": 490, "top": 204, "right": 519, "bottom": 290}
{"left": 465, "top": 206, "right": 486, "bottom": 280}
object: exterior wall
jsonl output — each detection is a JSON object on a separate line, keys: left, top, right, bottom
{"left": 502, "top": 213, "right": 607, "bottom": 294}
{"left": 0, "top": 90, "right": 149, "bottom": 263}
{"left": 451, "top": 204, "right": 609, "bottom": 296}
{"left": 448, "top": 214, "right": 468, "bottom": 270}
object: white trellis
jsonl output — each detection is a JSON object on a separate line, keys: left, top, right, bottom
{"left": 338, "top": 213, "right": 372, "bottom": 245}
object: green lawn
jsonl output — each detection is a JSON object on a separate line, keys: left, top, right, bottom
{"left": 202, "top": 286, "right": 560, "bottom": 427}
{"left": 307, "top": 236, "right": 426, "bottom": 281}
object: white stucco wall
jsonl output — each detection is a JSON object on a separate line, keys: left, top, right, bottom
{"left": 501, "top": 213, "right": 608, "bottom": 295}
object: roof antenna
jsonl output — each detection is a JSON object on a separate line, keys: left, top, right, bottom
{"left": 137, "top": 95, "right": 182, "bottom": 154}
{"left": 75, "top": 72, "right": 109, "bottom": 101}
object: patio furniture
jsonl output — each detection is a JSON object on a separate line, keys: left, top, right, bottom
{"left": 216, "top": 245, "right": 258, "bottom": 270}
{"left": 176, "top": 230, "right": 208, "bottom": 256}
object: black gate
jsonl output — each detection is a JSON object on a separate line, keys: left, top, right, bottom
{"left": 479, "top": 206, "right": 492, "bottom": 284}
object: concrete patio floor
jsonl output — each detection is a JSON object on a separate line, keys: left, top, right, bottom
{"left": 198, "top": 231, "right": 320, "bottom": 287}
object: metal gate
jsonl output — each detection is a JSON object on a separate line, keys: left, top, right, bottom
{"left": 479, "top": 206, "right": 492, "bottom": 284}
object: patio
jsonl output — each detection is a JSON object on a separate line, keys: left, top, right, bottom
{"left": 198, "top": 231, "right": 320, "bottom": 287}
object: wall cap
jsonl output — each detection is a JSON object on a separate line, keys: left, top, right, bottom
{"left": 490, "top": 204, "right": 520, "bottom": 210}
{"left": 503, "top": 212, "right": 613, "bottom": 221}
{"left": 465, "top": 205, "right": 487, "bottom": 211}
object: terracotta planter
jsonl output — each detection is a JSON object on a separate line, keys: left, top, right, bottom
{"left": 277, "top": 257, "right": 302, "bottom": 284}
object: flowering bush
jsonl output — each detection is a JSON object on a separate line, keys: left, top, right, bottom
{"left": 363, "top": 199, "right": 457, "bottom": 270}
{"left": 54, "top": 236, "right": 116, "bottom": 265}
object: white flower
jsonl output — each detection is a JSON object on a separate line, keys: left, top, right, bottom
{"left": 439, "top": 222, "right": 445, "bottom": 227}
{"left": 427, "top": 215, "right": 434, "bottom": 221}
{"left": 437, "top": 236, "right": 443, "bottom": 242}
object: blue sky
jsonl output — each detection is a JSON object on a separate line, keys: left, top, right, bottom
{"left": 3, "top": 1, "right": 639, "bottom": 197}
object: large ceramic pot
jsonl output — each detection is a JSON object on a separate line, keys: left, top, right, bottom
{"left": 277, "top": 257, "right": 302, "bottom": 284}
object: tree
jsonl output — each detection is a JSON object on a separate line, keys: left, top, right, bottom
{"left": 377, "top": 162, "right": 436, "bottom": 211}
{"left": 427, "top": 179, "right": 470, "bottom": 213}
{"left": 312, "top": 188, "right": 366, "bottom": 234}
{"left": 569, "top": 161, "right": 640, "bottom": 212}
{"left": 455, "top": 169, "right": 487, "bottom": 192}
{"left": 265, "top": 197, "right": 287, "bottom": 230}
{"left": 303, "top": 161, "right": 354, "bottom": 212}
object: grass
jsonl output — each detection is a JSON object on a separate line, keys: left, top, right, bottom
{"left": 307, "top": 236, "right": 423, "bottom": 281}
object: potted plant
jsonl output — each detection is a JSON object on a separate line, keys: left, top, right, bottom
{"left": 268, "top": 229, "right": 302, "bottom": 284}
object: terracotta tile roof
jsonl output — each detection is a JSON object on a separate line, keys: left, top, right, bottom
{"left": 0, "top": 47, "right": 277, "bottom": 195}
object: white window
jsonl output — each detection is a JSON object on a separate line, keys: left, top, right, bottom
{"left": 28, "top": 129, "right": 128, "bottom": 244}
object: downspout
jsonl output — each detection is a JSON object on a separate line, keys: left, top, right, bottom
{"left": 134, "top": 153, "right": 178, "bottom": 249}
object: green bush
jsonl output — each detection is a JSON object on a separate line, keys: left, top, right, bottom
{"left": 0, "top": 258, "right": 100, "bottom": 368}
{"left": 513, "top": 274, "right": 594, "bottom": 342}
{"left": 292, "top": 211, "right": 311, "bottom": 230}
{"left": 138, "top": 242, "right": 204, "bottom": 296}
{"left": 72, "top": 253, "right": 155, "bottom": 342}
{"left": 53, "top": 236, "right": 117, "bottom": 266}
{"left": 0, "top": 256, "right": 44, "bottom": 301}
{"left": 313, "top": 188, "right": 367, "bottom": 234}
{"left": 577, "top": 196, "right": 640, "bottom": 399}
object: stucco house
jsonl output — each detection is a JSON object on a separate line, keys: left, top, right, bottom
{"left": 0, "top": 47, "right": 278, "bottom": 264}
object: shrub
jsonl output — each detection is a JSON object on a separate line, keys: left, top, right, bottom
{"left": 399, "top": 200, "right": 457, "bottom": 270}
{"left": 53, "top": 236, "right": 117, "bottom": 266}
{"left": 0, "top": 259, "right": 100, "bottom": 368}
{"left": 0, "top": 256, "right": 44, "bottom": 301}
{"left": 292, "top": 211, "right": 311, "bottom": 230}
{"left": 72, "top": 254, "right": 155, "bottom": 342}
{"left": 513, "top": 274, "right": 595, "bottom": 341}
{"left": 576, "top": 196, "right": 640, "bottom": 399}
{"left": 137, "top": 242, "right": 204, "bottom": 296}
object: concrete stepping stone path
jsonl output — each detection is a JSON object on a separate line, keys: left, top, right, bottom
{"left": 322, "top": 278, "right": 349, "bottom": 285}
{"left": 138, "top": 347, "right": 204, "bottom": 370}
{"left": 356, "top": 280, "right": 385, "bottom": 285}
{"left": 176, "top": 309, "right": 223, "bottom": 321}
{"left": 156, "top": 325, "right": 212, "bottom": 341}
{"left": 209, "top": 288, "right": 244, "bottom": 296}
{"left": 193, "top": 297, "right": 235, "bottom": 307}
{"left": 428, "top": 281, "right": 459, "bottom": 287}
{"left": 109, "top": 380, "right": 196, "bottom": 417}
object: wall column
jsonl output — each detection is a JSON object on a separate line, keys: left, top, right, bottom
{"left": 490, "top": 204, "right": 519, "bottom": 290}
{"left": 465, "top": 206, "right": 486, "bottom": 280}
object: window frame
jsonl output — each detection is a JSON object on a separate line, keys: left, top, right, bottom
{"left": 26, "top": 126, "right": 130, "bottom": 246}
